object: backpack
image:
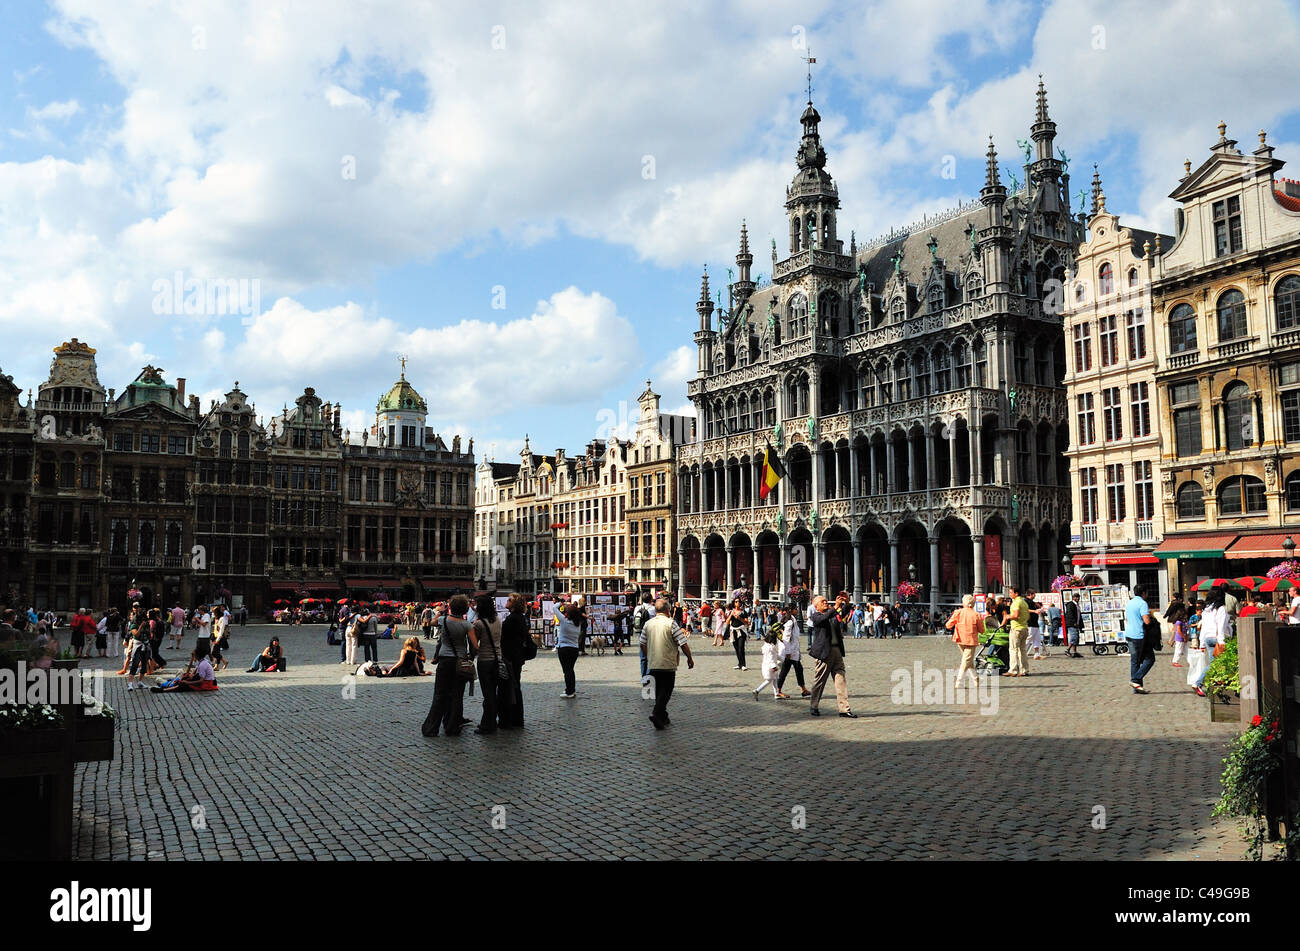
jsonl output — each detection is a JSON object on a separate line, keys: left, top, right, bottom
{"left": 633, "top": 605, "right": 650, "bottom": 634}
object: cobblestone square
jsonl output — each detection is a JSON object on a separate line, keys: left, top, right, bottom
{"left": 71, "top": 624, "right": 1246, "bottom": 860}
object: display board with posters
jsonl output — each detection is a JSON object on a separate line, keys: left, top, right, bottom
{"left": 538, "top": 599, "right": 558, "bottom": 648}
{"left": 1084, "top": 585, "right": 1126, "bottom": 646}
{"left": 1034, "top": 591, "right": 1063, "bottom": 641}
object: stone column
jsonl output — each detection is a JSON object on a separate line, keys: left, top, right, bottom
{"left": 929, "top": 535, "right": 940, "bottom": 614}
{"left": 886, "top": 436, "right": 896, "bottom": 493}
{"left": 1005, "top": 532, "right": 1018, "bottom": 591}
{"left": 924, "top": 430, "right": 936, "bottom": 492}
{"left": 948, "top": 426, "right": 959, "bottom": 488}
{"left": 972, "top": 534, "right": 985, "bottom": 594}
{"left": 889, "top": 538, "right": 900, "bottom": 602}
{"left": 907, "top": 435, "right": 918, "bottom": 492}
{"left": 779, "top": 538, "right": 789, "bottom": 594}
{"left": 852, "top": 536, "right": 863, "bottom": 602}
{"left": 723, "top": 464, "right": 730, "bottom": 516}
{"left": 1045, "top": 426, "right": 1057, "bottom": 485}
{"left": 814, "top": 540, "right": 825, "bottom": 596}
{"left": 971, "top": 425, "right": 982, "bottom": 486}
{"left": 849, "top": 443, "right": 859, "bottom": 499}
{"left": 678, "top": 549, "right": 687, "bottom": 602}
{"left": 869, "top": 442, "right": 878, "bottom": 496}
{"left": 725, "top": 544, "right": 734, "bottom": 593}
{"left": 811, "top": 444, "right": 822, "bottom": 505}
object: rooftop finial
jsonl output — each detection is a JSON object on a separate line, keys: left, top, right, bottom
{"left": 1090, "top": 163, "right": 1103, "bottom": 215}
{"left": 1035, "top": 74, "right": 1049, "bottom": 123}
{"left": 985, "top": 136, "right": 1001, "bottom": 188}
{"left": 739, "top": 220, "right": 750, "bottom": 256}
{"left": 1218, "top": 120, "right": 1227, "bottom": 140}
{"left": 399, "top": 354, "right": 407, "bottom": 379}
{"left": 699, "top": 265, "right": 710, "bottom": 303}
{"left": 802, "top": 47, "right": 816, "bottom": 103}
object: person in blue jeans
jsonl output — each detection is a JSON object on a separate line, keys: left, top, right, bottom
{"left": 1124, "top": 585, "right": 1155, "bottom": 694}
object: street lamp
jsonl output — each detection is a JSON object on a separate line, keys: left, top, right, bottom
{"left": 1062, "top": 554, "right": 1072, "bottom": 573}
{"left": 907, "top": 563, "right": 916, "bottom": 581}
{"left": 1284, "top": 536, "right": 1296, "bottom": 559}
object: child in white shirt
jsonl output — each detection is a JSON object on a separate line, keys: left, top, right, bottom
{"left": 750, "top": 631, "right": 782, "bottom": 700}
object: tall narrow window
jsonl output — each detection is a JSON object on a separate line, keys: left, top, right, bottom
{"left": 1102, "top": 387, "right": 1123, "bottom": 442}
{"left": 1098, "top": 263, "right": 1114, "bottom": 296}
{"left": 1171, "top": 382, "right": 1202, "bottom": 458}
{"left": 1076, "top": 393, "right": 1096, "bottom": 445}
{"left": 1134, "top": 461, "right": 1154, "bottom": 521}
{"left": 1223, "top": 381, "right": 1252, "bottom": 451}
{"left": 1169, "top": 303, "right": 1198, "bottom": 353}
{"left": 1276, "top": 274, "right": 1300, "bottom": 331}
{"left": 1125, "top": 309, "right": 1147, "bottom": 360}
{"left": 1079, "top": 468, "right": 1098, "bottom": 524}
{"left": 1098, "top": 315, "right": 1119, "bottom": 367}
{"left": 1217, "top": 289, "right": 1247, "bottom": 341}
{"left": 1129, "top": 382, "right": 1151, "bottom": 437}
{"left": 1072, "top": 323, "right": 1092, "bottom": 372}
{"left": 1105, "top": 463, "right": 1126, "bottom": 522}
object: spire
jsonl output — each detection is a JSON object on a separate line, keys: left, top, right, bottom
{"left": 735, "top": 221, "right": 754, "bottom": 291}
{"left": 984, "top": 137, "right": 1001, "bottom": 189}
{"left": 738, "top": 220, "right": 750, "bottom": 257}
{"left": 698, "top": 265, "right": 711, "bottom": 305}
{"left": 696, "top": 265, "right": 714, "bottom": 331}
{"left": 1090, "top": 164, "right": 1103, "bottom": 214}
{"left": 1035, "top": 75, "right": 1050, "bottom": 123}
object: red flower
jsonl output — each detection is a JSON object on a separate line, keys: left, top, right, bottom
{"left": 1266, "top": 733, "right": 1276, "bottom": 742}
{"left": 1271, "top": 720, "right": 1279, "bottom": 729}
{"left": 1251, "top": 714, "right": 1263, "bottom": 726}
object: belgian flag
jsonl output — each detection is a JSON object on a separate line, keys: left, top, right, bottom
{"left": 759, "top": 442, "right": 787, "bottom": 500}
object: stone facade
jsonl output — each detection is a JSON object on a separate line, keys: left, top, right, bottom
{"left": 340, "top": 370, "right": 475, "bottom": 600}
{"left": 553, "top": 439, "right": 629, "bottom": 595}
{"left": 510, "top": 441, "right": 558, "bottom": 596}
{"left": 1150, "top": 123, "right": 1300, "bottom": 592}
{"left": 1062, "top": 182, "right": 1172, "bottom": 600}
{"left": 626, "top": 381, "right": 694, "bottom": 596}
{"left": 473, "top": 459, "right": 520, "bottom": 589}
{"left": 678, "top": 83, "right": 1081, "bottom": 608}
{"left": 193, "top": 384, "right": 272, "bottom": 613}
{"left": 0, "top": 366, "right": 34, "bottom": 608}
{"left": 101, "top": 365, "right": 200, "bottom": 610}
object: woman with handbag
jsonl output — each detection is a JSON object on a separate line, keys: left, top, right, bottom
{"left": 421, "top": 595, "right": 479, "bottom": 737}
{"left": 472, "top": 595, "right": 508, "bottom": 735}
{"left": 1192, "top": 592, "right": 1227, "bottom": 697}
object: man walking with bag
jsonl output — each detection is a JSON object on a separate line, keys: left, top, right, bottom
{"left": 1063, "top": 592, "right": 1083, "bottom": 658}
{"left": 1005, "top": 586, "right": 1030, "bottom": 676}
{"left": 807, "top": 594, "right": 856, "bottom": 718}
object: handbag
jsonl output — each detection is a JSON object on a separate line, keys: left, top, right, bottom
{"left": 480, "top": 620, "right": 511, "bottom": 683}
{"left": 1186, "top": 648, "right": 1208, "bottom": 686}
{"left": 450, "top": 621, "right": 476, "bottom": 681}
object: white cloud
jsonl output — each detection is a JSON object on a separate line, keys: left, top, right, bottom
{"left": 27, "top": 99, "right": 81, "bottom": 121}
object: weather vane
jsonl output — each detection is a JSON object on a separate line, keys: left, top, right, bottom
{"left": 802, "top": 47, "right": 816, "bottom": 102}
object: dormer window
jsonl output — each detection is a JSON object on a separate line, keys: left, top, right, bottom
{"left": 1098, "top": 263, "right": 1114, "bottom": 296}
{"left": 1213, "top": 196, "right": 1243, "bottom": 256}
{"left": 927, "top": 284, "right": 944, "bottom": 314}
{"left": 890, "top": 297, "right": 906, "bottom": 323}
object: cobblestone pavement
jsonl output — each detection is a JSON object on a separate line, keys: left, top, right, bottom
{"left": 72, "top": 624, "right": 1247, "bottom": 860}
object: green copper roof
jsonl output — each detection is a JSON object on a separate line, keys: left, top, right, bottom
{"left": 378, "top": 376, "right": 426, "bottom": 414}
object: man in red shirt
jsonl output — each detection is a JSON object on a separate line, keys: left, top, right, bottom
{"left": 72, "top": 608, "right": 97, "bottom": 658}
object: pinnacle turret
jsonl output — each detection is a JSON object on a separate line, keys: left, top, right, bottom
{"left": 1090, "top": 164, "right": 1103, "bottom": 215}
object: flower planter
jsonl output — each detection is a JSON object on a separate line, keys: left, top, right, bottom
{"left": 72, "top": 714, "right": 115, "bottom": 763}
{"left": 1209, "top": 691, "right": 1241, "bottom": 724}
{"left": 0, "top": 727, "right": 70, "bottom": 756}
{"left": 50, "top": 658, "right": 80, "bottom": 671}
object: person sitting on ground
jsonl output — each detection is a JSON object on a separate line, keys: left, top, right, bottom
{"left": 384, "top": 637, "right": 430, "bottom": 677}
{"left": 152, "top": 644, "right": 219, "bottom": 692}
{"left": 247, "top": 636, "right": 284, "bottom": 672}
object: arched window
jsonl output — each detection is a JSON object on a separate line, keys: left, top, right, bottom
{"left": 1217, "top": 288, "right": 1247, "bottom": 340}
{"left": 822, "top": 213, "right": 833, "bottom": 248}
{"left": 738, "top": 395, "right": 750, "bottom": 431}
{"left": 973, "top": 336, "right": 988, "bottom": 386}
{"left": 237, "top": 430, "right": 250, "bottom": 459}
{"left": 913, "top": 351, "right": 931, "bottom": 398}
{"left": 1176, "top": 481, "right": 1205, "bottom": 519}
{"left": 1286, "top": 471, "right": 1300, "bottom": 511}
{"left": 787, "top": 293, "right": 808, "bottom": 339}
{"left": 806, "top": 212, "right": 818, "bottom": 250}
{"left": 953, "top": 339, "right": 970, "bottom": 388}
{"left": 875, "top": 358, "right": 891, "bottom": 403}
{"left": 763, "top": 388, "right": 776, "bottom": 427}
{"left": 1223, "top": 382, "right": 1253, "bottom": 451}
{"left": 927, "top": 283, "right": 944, "bottom": 314}
{"left": 856, "top": 307, "right": 870, "bottom": 334}
{"left": 1098, "top": 263, "right": 1114, "bottom": 296}
{"left": 1128, "top": 267, "right": 1139, "bottom": 288}
{"left": 791, "top": 216, "right": 802, "bottom": 253}
{"left": 895, "top": 355, "right": 911, "bottom": 401}
{"left": 933, "top": 344, "right": 951, "bottom": 392}
{"left": 712, "top": 401, "right": 724, "bottom": 438}
{"left": 725, "top": 398, "right": 738, "bottom": 435}
{"left": 219, "top": 430, "right": 232, "bottom": 458}
{"left": 1218, "top": 475, "right": 1266, "bottom": 515}
{"left": 819, "top": 291, "right": 842, "bottom": 336}
{"left": 1169, "top": 303, "right": 1197, "bottom": 353}
{"left": 891, "top": 296, "right": 907, "bottom": 323}
{"left": 1275, "top": 274, "right": 1300, "bottom": 331}
{"left": 966, "top": 272, "right": 983, "bottom": 298}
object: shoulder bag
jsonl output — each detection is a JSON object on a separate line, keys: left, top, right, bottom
{"left": 480, "top": 619, "right": 511, "bottom": 683}
{"left": 451, "top": 622, "right": 476, "bottom": 682}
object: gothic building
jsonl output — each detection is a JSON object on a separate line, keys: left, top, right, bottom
{"left": 677, "top": 81, "right": 1081, "bottom": 609}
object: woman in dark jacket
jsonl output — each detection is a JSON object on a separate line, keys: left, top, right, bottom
{"left": 499, "top": 594, "right": 532, "bottom": 728}
{"left": 247, "top": 636, "right": 284, "bottom": 672}
{"left": 420, "top": 595, "right": 478, "bottom": 738}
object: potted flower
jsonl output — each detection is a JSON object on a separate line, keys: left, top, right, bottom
{"left": 1203, "top": 638, "right": 1241, "bottom": 723}
{"left": 1212, "top": 711, "right": 1296, "bottom": 860}
{"left": 1050, "top": 574, "right": 1085, "bottom": 593}
{"left": 0, "top": 703, "right": 68, "bottom": 755}
{"left": 73, "top": 694, "right": 116, "bottom": 763}
{"left": 896, "top": 580, "right": 923, "bottom": 602}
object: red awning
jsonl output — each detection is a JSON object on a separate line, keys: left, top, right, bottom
{"left": 1072, "top": 553, "right": 1160, "bottom": 567}
{"left": 1224, "top": 533, "right": 1295, "bottom": 560}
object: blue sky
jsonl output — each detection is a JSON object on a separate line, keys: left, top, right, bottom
{"left": 2, "top": 0, "right": 1299, "bottom": 460}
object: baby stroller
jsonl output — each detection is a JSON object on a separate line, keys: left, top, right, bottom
{"left": 974, "top": 626, "right": 1010, "bottom": 675}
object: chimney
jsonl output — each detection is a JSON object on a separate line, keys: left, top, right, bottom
{"left": 334, "top": 405, "right": 341, "bottom": 432}
{"left": 1284, "top": 178, "right": 1300, "bottom": 199}
{"left": 176, "top": 377, "right": 186, "bottom": 405}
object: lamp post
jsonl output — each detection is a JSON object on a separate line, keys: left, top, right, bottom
{"left": 1284, "top": 536, "right": 1296, "bottom": 560}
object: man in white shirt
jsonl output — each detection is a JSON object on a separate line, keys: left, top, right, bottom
{"left": 211, "top": 608, "right": 230, "bottom": 670}
{"left": 1287, "top": 593, "right": 1300, "bottom": 625}
{"left": 194, "top": 605, "right": 212, "bottom": 652}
